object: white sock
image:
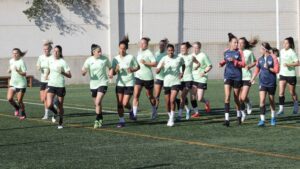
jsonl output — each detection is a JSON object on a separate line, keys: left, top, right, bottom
{"left": 167, "top": 112, "right": 171, "bottom": 118}
{"left": 119, "top": 117, "right": 125, "bottom": 123}
{"left": 241, "top": 110, "right": 246, "bottom": 117}
{"left": 185, "top": 105, "right": 190, "bottom": 112}
{"left": 151, "top": 106, "right": 157, "bottom": 114}
{"left": 170, "top": 111, "right": 175, "bottom": 121}
{"left": 133, "top": 106, "right": 138, "bottom": 116}
{"left": 225, "top": 113, "right": 229, "bottom": 121}
{"left": 279, "top": 105, "right": 284, "bottom": 112}
{"left": 271, "top": 111, "right": 275, "bottom": 118}
{"left": 236, "top": 111, "right": 241, "bottom": 117}
{"left": 178, "top": 109, "right": 183, "bottom": 117}
{"left": 260, "top": 114, "right": 265, "bottom": 121}
{"left": 45, "top": 109, "right": 49, "bottom": 115}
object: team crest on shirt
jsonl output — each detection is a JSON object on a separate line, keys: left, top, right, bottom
{"left": 234, "top": 55, "right": 239, "bottom": 59}
{"left": 267, "top": 61, "right": 273, "bottom": 65}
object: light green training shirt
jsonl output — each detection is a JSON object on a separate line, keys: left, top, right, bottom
{"left": 48, "top": 57, "right": 71, "bottom": 88}
{"left": 36, "top": 54, "right": 52, "bottom": 83}
{"left": 192, "top": 52, "right": 212, "bottom": 83}
{"left": 9, "top": 58, "right": 27, "bottom": 88}
{"left": 279, "top": 48, "right": 299, "bottom": 77}
{"left": 155, "top": 51, "right": 166, "bottom": 80}
{"left": 112, "top": 54, "right": 139, "bottom": 87}
{"left": 82, "top": 55, "right": 112, "bottom": 89}
{"left": 135, "top": 49, "right": 156, "bottom": 81}
{"left": 242, "top": 49, "right": 256, "bottom": 80}
{"left": 158, "top": 55, "right": 184, "bottom": 87}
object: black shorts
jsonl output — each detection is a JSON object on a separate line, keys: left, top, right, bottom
{"left": 10, "top": 86, "right": 26, "bottom": 93}
{"left": 224, "top": 79, "right": 243, "bottom": 89}
{"left": 40, "top": 82, "right": 48, "bottom": 91}
{"left": 91, "top": 86, "right": 108, "bottom": 98}
{"left": 242, "top": 80, "right": 252, "bottom": 87}
{"left": 259, "top": 85, "right": 276, "bottom": 95}
{"left": 193, "top": 81, "right": 207, "bottom": 90}
{"left": 155, "top": 79, "right": 164, "bottom": 86}
{"left": 181, "top": 81, "right": 193, "bottom": 90}
{"left": 115, "top": 86, "right": 134, "bottom": 95}
{"left": 47, "top": 86, "right": 66, "bottom": 97}
{"left": 164, "top": 85, "right": 181, "bottom": 95}
{"left": 135, "top": 78, "right": 154, "bottom": 90}
{"left": 279, "top": 75, "right": 297, "bottom": 86}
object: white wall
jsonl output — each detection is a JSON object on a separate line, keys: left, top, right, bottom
{"left": 0, "top": 0, "right": 110, "bottom": 58}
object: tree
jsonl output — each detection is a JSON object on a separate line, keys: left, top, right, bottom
{"left": 23, "top": 0, "right": 107, "bottom": 35}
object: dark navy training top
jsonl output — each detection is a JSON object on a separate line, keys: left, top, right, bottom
{"left": 255, "top": 55, "right": 279, "bottom": 88}
{"left": 221, "top": 49, "right": 245, "bottom": 81}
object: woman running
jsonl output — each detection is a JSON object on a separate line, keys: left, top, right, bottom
{"left": 82, "top": 44, "right": 113, "bottom": 128}
{"left": 112, "top": 36, "right": 140, "bottom": 128}
{"left": 132, "top": 37, "right": 157, "bottom": 120}
{"left": 153, "top": 38, "right": 168, "bottom": 117}
{"left": 250, "top": 43, "right": 279, "bottom": 126}
{"left": 46, "top": 45, "right": 72, "bottom": 129}
{"left": 7, "top": 48, "right": 28, "bottom": 120}
{"left": 37, "top": 40, "right": 53, "bottom": 120}
{"left": 238, "top": 37, "right": 258, "bottom": 121}
{"left": 191, "top": 42, "right": 213, "bottom": 118}
{"left": 277, "top": 37, "right": 299, "bottom": 115}
{"left": 156, "top": 44, "right": 185, "bottom": 127}
{"left": 177, "top": 42, "right": 200, "bottom": 121}
{"left": 219, "top": 33, "right": 245, "bottom": 127}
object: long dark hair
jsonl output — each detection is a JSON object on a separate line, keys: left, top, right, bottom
{"left": 91, "top": 44, "right": 101, "bottom": 56}
{"left": 13, "top": 48, "right": 27, "bottom": 57}
{"left": 239, "top": 37, "right": 259, "bottom": 49}
{"left": 285, "top": 37, "right": 295, "bottom": 50}
{"left": 55, "top": 45, "right": 63, "bottom": 58}
{"left": 228, "top": 33, "right": 237, "bottom": 42}
{"left": 181, "top": 41, "right": 192, "bottom": 49}
{"left": 261, "top": 42, "right": 272, "bottom": 51}
{"left": 141, "top": 37, "right": 151, "bottom": 44}
{"left": 119, "top": 35, "right": 130, "bottom": 49}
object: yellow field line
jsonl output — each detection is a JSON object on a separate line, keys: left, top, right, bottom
{"left": 1, "top": 113, "right": 300, "bottom": 161}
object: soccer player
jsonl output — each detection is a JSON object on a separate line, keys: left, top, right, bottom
{"left": 132, "top": 37, "right": 157, "bottom": 120}
{"left": 277, "top": 37, "right": 299, "bottom": 115}
{"left": 37, "top": 40, "right": 53, "bottom": 120}
{"left": 46, "top": 45, "right": 72, "bottom": 129}
{"left": 177, "top": 42, "right": 200, "bottom": 121}
{"left": 219, "top": 33, "right": 245, "bottom": 127}
{"left": 156, "top": 44, "right": 185, "bottom": 127}
{"left": 250, "top": 42, "right": 279, "bottom": 126}
{"left": 191, "top": 42, "right": 213, "bottom": 118}
{"left": 7, "top": 48, "right": 28, "bottom": 120}
{"left": 238, "top": 37, "right": 258, "bottom": 121}
{"left": 153, "top": 38, "right": 168, "bottom": 118}
{"left": 82, "top": 44, "right": 113, "bottom": 128}
{"left": 112, "top": 36, "right": 140, "bottom": 128}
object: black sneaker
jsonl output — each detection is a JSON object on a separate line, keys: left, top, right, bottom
{"left": 223, "top": 120, "right": 230, "bottom": 127}
{"left": 237, "top": 117, "right": 242, "bottom": 125}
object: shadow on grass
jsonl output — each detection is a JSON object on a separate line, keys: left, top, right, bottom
{"left": 0, "top": 140, "right": 50, "bottom": 147}
{"left": 0, "top": 124, "right": 53, "bottom": 131}
{"left": 131, "top": 163, "right": 172, "bottom": 169}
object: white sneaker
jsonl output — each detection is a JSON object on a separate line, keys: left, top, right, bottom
{"left": 57, "top": 125, "right": 63, "bottom": 129}
{"left": 241, "top": 114, "right": 246, "bottom": 122}
{"left": 42, "top": 114, "right": 48, "bottom": 120}
{"left": 167, "top": 119, "right": 174, "bottom": 127}
{"left": 246, "top": 102, "right": 252, "bottom": 115}
{"left": 52, "top": 115, "right": 57, "bottom": 123}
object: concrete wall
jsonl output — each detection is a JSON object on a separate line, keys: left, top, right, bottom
{"left": 0, "top": 0, "right": 299, "bottom": 84}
